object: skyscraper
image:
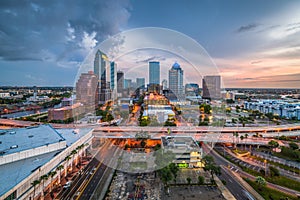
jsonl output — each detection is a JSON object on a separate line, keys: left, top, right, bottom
{"left": 136, "top": 78, "right": 145, "bottom": 89}
{"left": 202, "top": 75, "right": 221, "bottom": 99}
{"left": 76, "top": 71, "right": 98, "bottom": 112}
{"left": 124, "top": 79, "right": 132, "bottom": 89}
{"left": 110, "top": 61, "right": 117, "bottom": 99}
{"left": 149, "top": 61, "right": 160, "bottom": 85}
{"left": 117, "top": 70, "right": 124, "bottom": 92}
{"left": 94, "top": 50, "right": 109, "bottom": 103}
{"left": 169, "top": 62, "right": 184, "bottom": 100}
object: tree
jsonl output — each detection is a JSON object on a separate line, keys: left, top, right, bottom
{"left": 64, "top": 155, "right": 71, "bottom": 176}
{"left": 31, "top": 180, "right": 40, "bottom": 199}
{"left": 268, "top": 140, "right": 279, "bottom": 149}
{"left": 240, "top": 135, "right": 245, "bottom": 150}
{"left": 159, "top": 167, "right": 173, "bottom": 187}
{"left": 169, "top": 163, "right": 179, "bottom": 184}
{"left": 269, "top": 166, "right": 280, "bottom": 177}
{"left": 70, "top": 149, "right": 78, "bottom": 168}
{"left": 186, "top": 177, "right": 192, "bottom": 185}
{"left": 202, "top": 155, "right": 221, "bottom": 184}
{"left": 289, "top": 142, "right": 299, "bottom": 150}
{"left": 198, "top": 176, "right": 205, "bottom": 184}
{"left": 255, "top": 176, "right": 266, "bottom": 190}
{"left": 56, "top": 165, "right": 64, "bottom": 183}
{"left": 40, "top": 174, "right": 49, "bottom": 197}
{"left": 140, "top": 139, "right": 146, "bottom": 148}
{"left": 48, "top": 171, "right": 57, "bottom": 193}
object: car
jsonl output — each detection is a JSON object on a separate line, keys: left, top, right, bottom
{"left": 63, "top": 181, "right": 72, "bottom": 189}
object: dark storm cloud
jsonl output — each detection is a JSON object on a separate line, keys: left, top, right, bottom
{"left": 236, "top": 23, "right": 259, "bottom": 33}
{"left": 0, "top": 0, "right": 131, "bottom": 62}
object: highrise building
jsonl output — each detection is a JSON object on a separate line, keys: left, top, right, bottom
{"left": 110, "top": 61, "right": 117, "bottom": 99}
{"left": 124, "top": 79, "right": 132, "bottom": 89}
{"left": 117, "top": 70, "right": 124, "bottom": 95}
{"left": 149, "top": 61, "right": 160, "bottom": 85}
{"left": 136, "top": 78, "right": 145, "bottom": 89}
{"left": 202, "top": 75, "right": 221, "bottom": 99}
{"left": 168, "top": 62, "right": 184, "bottom": 100}
{"left": 76, "top": 71, "right": 98, "bottom": 111}
{"left": 94, "top": 50, "right": 109, "bottom": 104}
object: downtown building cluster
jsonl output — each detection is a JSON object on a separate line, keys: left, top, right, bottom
{"left": 74, "top": 49, "right": 222, "bottom": 112}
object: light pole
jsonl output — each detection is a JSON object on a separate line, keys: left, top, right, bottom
{"left": 264, "top": 159, "right": 267, "bottom": 177}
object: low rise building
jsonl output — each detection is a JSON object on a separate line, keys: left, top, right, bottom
{"left": 0, "top": 125, "right": 93, "bottom": 200}
{"left": 48, "top": 102, "right": 85, "bottom": 122}
{"left": 161, "top": 136, "right": 203, "bottom": 168}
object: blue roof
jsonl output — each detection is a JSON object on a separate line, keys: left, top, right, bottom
{"left": 172, "top": 62, "right": 181, "bottom": 69}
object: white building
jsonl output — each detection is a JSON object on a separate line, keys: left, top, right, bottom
{"left": 0, "top": 125, "right": 93, "bottom": 200}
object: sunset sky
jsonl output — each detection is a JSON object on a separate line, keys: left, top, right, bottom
{"left": 0, "top": 0, "right": 300, "bottom": 88}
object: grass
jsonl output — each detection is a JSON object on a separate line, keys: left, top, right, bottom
{"left": 244, "top": 178, "right": 298, "bottom": 200}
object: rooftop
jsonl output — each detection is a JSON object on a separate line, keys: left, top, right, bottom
{"left": 0, "top": 150, "right": 61, "bottom": 197}
{"left": 0, "top": 125, "right": 65, "bottom": 156}
{"left": 56, "top": 128, "right": 93, "bottom": 146}
{"left": 172, "top": 62, "right": 181, "bottom": 69}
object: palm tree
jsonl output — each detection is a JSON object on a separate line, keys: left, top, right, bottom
{"left": 40, "top": 174, "right": 49, "bottom": 197}
{"left": 71, "top": 150, "right": 78, "bottom": 168}
{"left": 240, "top": 135, "right": 244, "bottom": 150}
{"left": 56, "top": 165, "right": 64, "bottom": 184}
{"left": 256, "top": 176, "right": 266, "bottom": 190}
{"left": 64, "top": 155, "right": 71, "bottom": 176}
{"left": 187, "top": 177, "right": 192, "bottom": 185}
{"left": 202, "top": 155, "right": 221, "bottom": 184}
{"left": 76, "top": 144, "right": 84, "bottom": 166}
{"left": 48, "top": 171, "right": 57, "bottom": 194}
{"left": 31, "top": 180, "right": 40, "bottom": 200}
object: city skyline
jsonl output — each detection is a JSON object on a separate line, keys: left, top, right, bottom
{"left": 0, "top": 0, "right": 300, "bottom": 88}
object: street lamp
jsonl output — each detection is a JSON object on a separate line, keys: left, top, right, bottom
{"left": 264, "top": 159, "right": 267, "bottom": 176}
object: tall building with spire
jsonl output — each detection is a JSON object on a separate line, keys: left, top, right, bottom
{"left": 94, "top": 50, "right": 109, "bottom": 103}
{"left": 168, "top": 62, "right": 184, "bottom": 100}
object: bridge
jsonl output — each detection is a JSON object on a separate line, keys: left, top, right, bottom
{"left": 1, "top": 119, "right": 300, "bottom": 145}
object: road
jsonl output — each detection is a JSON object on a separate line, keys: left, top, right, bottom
{"left": 202, "top": 144, "right": 253, "bottom": 200}
{"left": 77, "top": 140, "right": 123, "bottom": 200}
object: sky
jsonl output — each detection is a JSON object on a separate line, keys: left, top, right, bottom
{"left": 0, "top": 0, "right": 300, "bottom": 88}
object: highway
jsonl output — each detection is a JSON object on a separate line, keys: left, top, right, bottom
{"left": 202, "top": 144, "right": 252, "bottom": 200}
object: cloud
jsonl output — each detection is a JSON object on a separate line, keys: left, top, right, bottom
{"left": 0, "top": 0, "right": 131, "bottom": 64}
{"left": 251, "top": 60, "right": 262, "bottom": 64}
{"left": 135, "top": 56, "right": 166, "bottom": 64}
{"left": 236, "top": 23, "right": 259, "bottom": 33}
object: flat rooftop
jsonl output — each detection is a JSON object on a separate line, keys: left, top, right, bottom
{"left": 0, "top": 150, "right": 61, "bottom": 197}
{"left": 0, "top": 125, "right": 65, "bottom": 156}
{"left": 161, "top": 136, "right": 200, "bottom": 150}
{"left": 56, "top": 128, "right": 93, "bottom": 146}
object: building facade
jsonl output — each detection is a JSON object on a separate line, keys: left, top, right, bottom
{"left": 136, "top": 78, "right": 145, "bottom": 89}
{"left": 149, "top": 61, "right": 160, "bottom": 85}
{"left": 169, "top": 62, "right": 184, "bottom": 101}
{"left": 75, "top": 71, "right": 98, "bottom": 112}
{"left": 110, "top": 62, "right": 117, "bottom": 100}
{"left": 202, "top": 75, "right": 221, "bottom": 99}
{"left": 117, "top": 70, "right": 124, "bottom": 97}
{"left": 94, "top": 50, "right": 109, "bottom": 104}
